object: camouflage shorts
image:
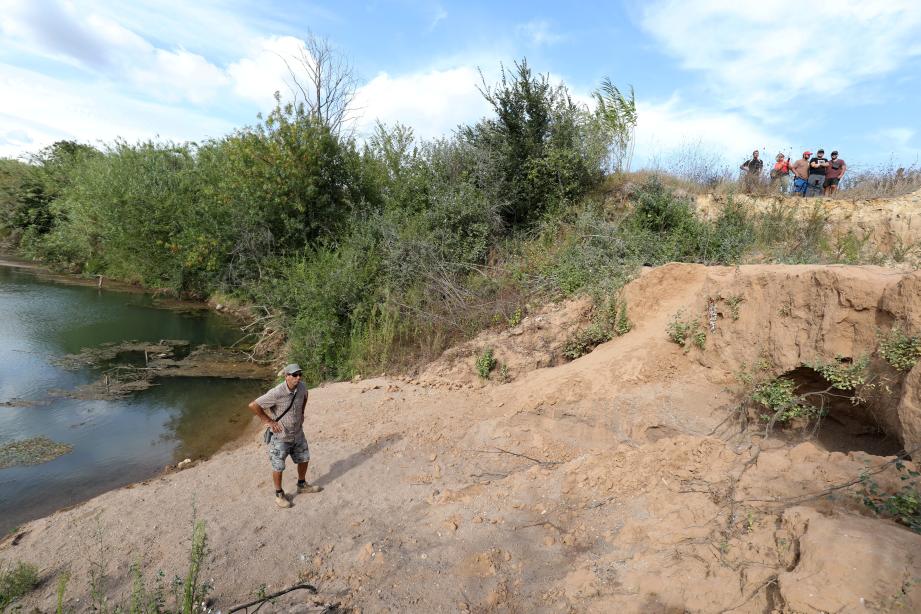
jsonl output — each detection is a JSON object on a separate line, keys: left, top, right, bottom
{"left": 267, "top": 433, "right": 310, "bottom": 471}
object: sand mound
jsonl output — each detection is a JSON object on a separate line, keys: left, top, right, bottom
{"left": 6, "top": 264, "right": 921, "bottom": 612}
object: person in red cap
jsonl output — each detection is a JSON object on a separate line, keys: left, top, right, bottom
{"left": 791, "top": 151, "right": 812, "bottom": 196}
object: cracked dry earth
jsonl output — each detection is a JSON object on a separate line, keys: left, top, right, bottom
{"left": 6, "top": 263, "right": 921, "bottom": 613}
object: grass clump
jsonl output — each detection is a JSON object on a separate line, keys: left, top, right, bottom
{"left": 0, "top": 561, "right": 40, "bottom": 610}
{"left": 878, "top": 327, "right": 921, "bottom": 372}
{"left": 475, "top": 348, "right": 497, "bottom": 379}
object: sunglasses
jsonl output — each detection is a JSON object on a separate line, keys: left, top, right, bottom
{"left": 288, "top": 372, "right": 303, "bottom": 378}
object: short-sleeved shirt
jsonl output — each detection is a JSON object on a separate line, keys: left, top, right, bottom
{"left": 809, "top": 156, "right": 828, "bottom": 176}
{"left": 826, "top": 158, "right": 846, "bottom": 179}
{"left": 742, "top": 158, "right": 763, "bottom": 175}
{"left": 254, "top": 381, "right": 307, "bottom": 442}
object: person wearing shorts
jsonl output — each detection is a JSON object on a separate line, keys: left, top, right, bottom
{"left": 823, "top": 151, "right": 846, "bottom": 196}
{"left": 248, "top": 363, "right": 322, "bottom": 508}
{"left": 791, "top": 151, "right": 811, "bottom": 196}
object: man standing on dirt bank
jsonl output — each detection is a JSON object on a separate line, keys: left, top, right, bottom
{"left": 791, "top": 151, "right": 811, "bottom": 196}
{"left": 823, "top": 150, "right": 847, "bottom": 196}
{"left": 248, "top": 364, "right": 322, "bottom": 508}
{"left": 807, "top": 149, "right": 829, "bottom": 197}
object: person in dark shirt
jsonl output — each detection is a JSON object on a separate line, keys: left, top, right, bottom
{"left": 823, "top": 151, "right": 847, "bottom": 196}
{"left": 739, "top": 150, "right": 763, "bottom": 192}
{"left": 806, "top": 148, "right": 829, "bottom": 196}
{"left": 740, "top": 150, "right": 764, "bottom": 175}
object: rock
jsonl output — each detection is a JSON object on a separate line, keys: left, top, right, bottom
{"left": 176, "top": 458, "right": 192, "bottom": 469}
{"left": 897, "top": 362, "right": 921, "bottom": 452}
{"left": 779, "top": 507, "right": 921, "bottom": 612}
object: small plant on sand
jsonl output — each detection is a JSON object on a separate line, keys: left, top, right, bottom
{"left": 725, "top": 294, "right": 744, "bottom": 321}
{"left": 861, "top": 460, "right": 921, "bottom": 534}
{"left": 878, "top": 326, "right": 921, "bottom": 372}
{"left": 73, "top": 515, "right": 211, "bottom": 613}
{"left": 476, "top": 348, "right": 497, "bottom": 379}
{"left": 0, "top": 560, "right": 40, "bottom": 610}
{"left": 667, "top": 310, "right": 705, "bottom": 349}
{"left": 507, "top": 306, "right": 523, "bottom": 328}
{"left": 56, "top": 570, "right": 70, "bottom": 614}
{"left": 778, "top": 298, "right": 794, "bottom": 318}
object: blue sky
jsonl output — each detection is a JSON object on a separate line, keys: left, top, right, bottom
{"left": 2, "top": 0, "right": 920, "bottom": 171}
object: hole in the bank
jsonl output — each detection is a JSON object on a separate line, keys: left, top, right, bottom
{"left": 780, "top": 366, "right": 902, "bottom": 457}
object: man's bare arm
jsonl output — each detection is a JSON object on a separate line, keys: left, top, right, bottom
{"left": 248, "top": 401, "right": 283, "bottom": 433}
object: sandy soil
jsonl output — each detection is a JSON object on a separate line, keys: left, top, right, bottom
{"left": 6, "top": 262, "right": 921, "bottom": 613}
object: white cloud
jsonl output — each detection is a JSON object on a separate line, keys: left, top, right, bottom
{"left": 515, "top": 20, "right": 565, "bottom": 46}
{"left": 641, "top": 0, "right": 921, "bottom": 116}
{"left": 0, "top": 0, "right": 231, "bottom": 104}
{"left": 633, "top": 96, "right": 790, "bottom": 169}
{"left": 0, "top": 63, "right": 234, "bottom": 158}
{"left": 352, "top": 66, "right": 491, "bottom": 140}
{"left": 226, "top": 36, "right": 311, "bottom": 111}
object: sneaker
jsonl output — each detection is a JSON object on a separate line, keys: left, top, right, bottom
{"left": 275, "top": 492, "right": 292, "bottom": 508}
{"left": 297, "top": 481, "right": 323, "bottom": 494}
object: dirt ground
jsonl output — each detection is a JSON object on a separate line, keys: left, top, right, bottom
{"left": 6, "top": 262, "right": 921, "bottom": 613}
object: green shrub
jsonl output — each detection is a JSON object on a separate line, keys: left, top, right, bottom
{"left": 563, "top": 322, "right": 611, "bottom": 360}
{"left": 0, "top": 560, "right": 40, "bottom": 610}
{"left": 562, "top": 297, "right": 631, "bottom": 360}
{"left": 751, "top": 378, "right": 816, "bottom": 423}
{"left": 879, "top": 327, "right": 921, "bottom": 372}
{"left": 862, "top": 461, "right": 921, "bottom": 534}
{"left": 810, "top": 355, "right": 869, "bottom": 391}
{"left": 476, "top": 348, "right": 497, "bottom": 378}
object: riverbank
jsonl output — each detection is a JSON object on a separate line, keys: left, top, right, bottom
{"left": 6, "top": 263, "right": 921, "bottom": 612}
{"left": 0, "top": 264, "right": 276, "bottom": 534}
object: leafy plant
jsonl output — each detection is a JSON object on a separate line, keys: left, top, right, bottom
{"left": 562, "top": 297, "right": 631, "bottom": 360}
{"left": 878, "top": 326, "right": 921, "bottom": 372}
{"left": 0, "top": 560, "right": 40, "bottom": 610}
{"left": 507, "top": 307, "right": 523, "bottom": 327}
{"left": 751, "top": 378, "right": 817, "bottom": 423}
{"left": 725, "top": 294, "right": 744, "bottom": 321}
{"left": 667, "top": 310, "right": 705, "bottom": 349}
{"left": 861, "top": 461, "right": 921, "bottom": 534}
{"left": 476, "top": 348, "right": 497, "bottom": 379}
{"left": 810, "top": 355, "right": 870, "bottom": 391}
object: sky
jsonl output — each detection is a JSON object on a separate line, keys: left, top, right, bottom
{"left": 2, "top": 0, "right": 920, "bottom": 171}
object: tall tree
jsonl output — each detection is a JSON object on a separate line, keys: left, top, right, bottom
{"left": 281, "top": 32, "right": 359, "bottom": 136}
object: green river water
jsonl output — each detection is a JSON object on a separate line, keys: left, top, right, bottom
{"left": 0, "top": 263, "right": 266, "bottom": 534}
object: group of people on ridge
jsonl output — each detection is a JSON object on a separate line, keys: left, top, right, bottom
{"left": 740, "top": 148, "right": 847, "bottom": 197}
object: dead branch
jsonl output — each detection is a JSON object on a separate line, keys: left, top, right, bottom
{"left": 741, "top": 444, "right": 921, "bottom": 507}
{"left": 227, "top": 582, "right": 318, "bottom": 613}
{"left": 469, "top": 447, "right": 560, "bottom": 466}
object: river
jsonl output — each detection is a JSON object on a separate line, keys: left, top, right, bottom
{"left": 0, "top": 263, "right": 267, "bottom": 534}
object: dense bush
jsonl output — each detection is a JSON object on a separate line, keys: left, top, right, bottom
{"left": 0, "top": 55, "right": 856, "bottom": 383}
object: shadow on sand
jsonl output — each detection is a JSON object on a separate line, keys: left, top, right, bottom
{"left": 314, "top": 432, "right": 404, "bottom": 487}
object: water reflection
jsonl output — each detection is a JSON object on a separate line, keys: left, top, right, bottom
{"left": 0, "top": 265, "right": 267, "bottom": 534}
